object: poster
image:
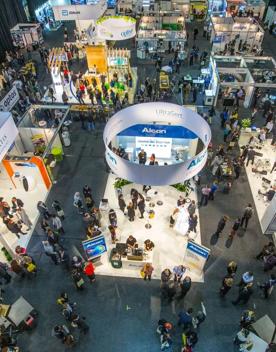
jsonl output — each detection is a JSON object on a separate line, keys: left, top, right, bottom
{"left": 82, "top": 235, "right": 107, "bottom": 260}
{"left": 183, "top": 240, "right": 210, "bottom": 275}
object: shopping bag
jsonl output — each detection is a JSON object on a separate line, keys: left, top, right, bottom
{"left": 140, "top": 269, "right": 145, "bottom": 279}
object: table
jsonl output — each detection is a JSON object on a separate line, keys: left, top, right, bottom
{"left": 121, "top": 249, "right": 153, "bottom": 270}
{"left": 7, "top": 296, "right": 34, "bottom": 327}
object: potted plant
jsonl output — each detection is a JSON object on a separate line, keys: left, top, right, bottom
{"left": 113, "top": 178, "right": 132, "bottom": 195}
{"left": 241, "top": 118, "right": 251, "bottom": 129}
{"left": 171, "top": 181, "right": 193, "bottom": 196}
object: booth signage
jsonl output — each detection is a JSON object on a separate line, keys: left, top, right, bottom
{"left": 82, "top": 235, "right": 107, "bottom": 260}
{"left": 118, "top": 124, "right": 198, "bottom": 139}
{"left": 103, "top": 102, "right": 211, "bottom": 186}
{"left": 184, "top": 240, "right": 210, "bottom": 274}
{"left": 0, "top": 113, "right": 19, "bottom": 162}
{"left": 96, "top": 16, "right": 136, "bottom": 41}
{"left": 53, "top": 2, "right": 107, "bottom": 21}
{"left": 0, "top": 86, "right": 20, "bottom": 112}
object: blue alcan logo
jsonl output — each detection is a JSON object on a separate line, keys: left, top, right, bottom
{"left": 187, "top": 151, "right": 207, "bottom": 169}
{"left": 121, "top": 29, "right": 133, "bottom": 38}
{"left": 107, "top": 152, "right": 117, "bottom": 165}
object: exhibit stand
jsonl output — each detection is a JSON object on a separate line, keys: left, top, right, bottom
{"left": 245, "top": 0, "right": 266, "bottom": 20}
{"left": 265, "top": 6, "right": 276, "bottom": 27}
{"left": 208, "top": 0, "right": 227, "bottom": 15}
{"left": 136, "top": 15, "right": 187, "bottom": 57}
{"left": 34, "top": 0, "right": 61, "bottom": 31}
{"left": 210, "top": 55, "right": 276, "bottom": 108}
{"left": 190, "top": 0, "right": 207, "bottom": 20}
{"left": 10, "top": 23, "right": 43, "bottom": 49}
{"left": 210, "top": 16, "right": 264, "bottom": 55}
{"left": 239, "top": 130, "right": 276, "bottom": 234}
{"left": 94, "top": 173, "right": 205, "bottom": 281}
{"left": 0, "top": 106, "right": 70, "bottom": 261}
{"left": 96, "top": 16, "right": 136, "bottom": 41}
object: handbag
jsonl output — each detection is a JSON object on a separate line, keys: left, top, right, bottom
{"left": 57, "top": 210, "right": 64, "bottom": 217}
{"left": 140, "top": 269, "right": 145, "bottom": 279}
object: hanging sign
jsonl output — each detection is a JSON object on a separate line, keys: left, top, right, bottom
{"left": 184, "top": 240, "right": 210, "bottom": 274}
{"left": 96, "top": 16, "right": 136, "bottom": 40}
{"left": 0, "top": 86, "right": 20, "bottom": 112}
{"left": 103, "top": 102, "right": 211, "bottom": 186}
{"left": 0, "top": 112, "right": 19, "bottom": 162}
{"left": 53, "top": 2, "right": 107, "bottom": 21}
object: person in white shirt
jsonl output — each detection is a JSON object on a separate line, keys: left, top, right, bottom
{"left": 52, "top": 215, "right": 65, "bottom": 235}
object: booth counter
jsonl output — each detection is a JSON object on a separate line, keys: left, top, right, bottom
{"left": 239, "top": 130, "right": 276, "bottom": 234}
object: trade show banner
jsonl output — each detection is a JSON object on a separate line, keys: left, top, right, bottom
{"left": 53, "top": 1, "right": 107, "bottom": 21}
{"left": 96, "top": 16, "right": 136, "bottom": 41}
{"left": 82, "top": 235, "right": 107, "bottom": 260}
{"left": 184, "top": 240, "right": 210, "bottom": 274}
{"left": 103, "top": 102, "right": 211, "bottom": 185}
{"left": 0, "top": 86, "right": 20, "bottom": 112}
{"left": 0, "top": 113, "right": 18, "bottom": 162}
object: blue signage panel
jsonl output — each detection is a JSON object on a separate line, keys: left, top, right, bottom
{"left": 187, "top": 241, "right": 209, "bottom": 258}
{"left": 118, "top": 124, "right": 197, "bottom": 139}
{"left": 82, "top": 236, "right": 107, "bottom": 260}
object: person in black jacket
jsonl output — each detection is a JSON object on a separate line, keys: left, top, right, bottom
{"left": 118, "top": 194, "right": 126, "bottom": 213}
{"left": 214, "top": 215, "right": 228, "bottom": 236}
{"left": 229, "top": 217, "right": 241, "bottom": 239}
{"left": 138, "top": 194, "right": 145, "bottom": 218}
{"left": 131, "top": 188, "right": 139, "bottom": 209}
{"left": 127, "top": 202, "right": 135, "bottom": 222}
{"left": 11, "top": 197, "right": 24, "bottom": 210}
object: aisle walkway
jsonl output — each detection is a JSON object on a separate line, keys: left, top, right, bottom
{"left": 4, "top": 21, "right": 275, "bottom": 352}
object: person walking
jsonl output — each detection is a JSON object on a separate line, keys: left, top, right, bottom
{"left": 71, "top": 314, "right": 89, "bottom": 334}
{"left": 227, "top": 261, "right": 238, "bottom": 275}
{"left": 188, "top": 200, "right": 196, "bottom": 216}
{"left": 240, "top": 204, "right": 254, "bottom": 230}
{"left": 232, "top": 283, "right": 253, "bottom": 305}
{"left": 37, "top": 201, "right": 50, "bottom": 219}
{"left": 142, "top": 263, "right": 154, "bottom": 281}
{"left": 238, "top": 272, "right": 254, "bottom": 287}
{"left": 42, "top": 240, "right": 59, "bottom": 265}
{"left": 229, "top": 217, "right": 241, "bottom": 239}
{"left": 258, "top": 274, "right": 276, "bottom": 299}
{"left": 83, "top": 261, "right": 96, "bottom": 283}
{"left": 208, "top": 181, "right": 218, "bottom": 201}
{"left": 200, "top": 185, "right": 211, "bottom": 206}
{"left": 214, "top": 215, "right": 228, "bottom": 236}
{"left": 178, "top": 308, "right": 193, "bottom": 330}
{"left": 127, "top": 202, "right": 135, "bottom": 222}
{"left": 118, "top": 194, "right": 126, "bottom": 213}
{"left": 220, "top": 274, "right": 234, "bottom": 297}
{"left": 188, "top": 214, "right": 198, "bottom": 233}
{"left": 52, "top": 214, "right": 65, "bottom": 235}
{"left": 138, "top": 194, "right": 145, "bottom": 219}
{"left": 179, "top": 276, "right": 192, "bottom": 299}
{"left": 52, "top": 200, "right": 65, "bottom": 220}
{"left": 0, "top": 262, "right": 11, "bottom": 284}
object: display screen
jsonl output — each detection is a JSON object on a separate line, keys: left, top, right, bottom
{"left": 82, "top": 236, "right": 107, "bottom": 259}
{"left": 71, "top": 0, "right": 87, "bottom": 4}
{"left": 136, "top": 136, "right": 172, "bottom": 159}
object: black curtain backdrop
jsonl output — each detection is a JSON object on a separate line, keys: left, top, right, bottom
{"left": 26, "top": 0, "right": 47, "bottom": 21}
{"left": 0, "top": 0, "right": 27, "bottom": 59}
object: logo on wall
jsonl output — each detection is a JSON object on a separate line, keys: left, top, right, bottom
{"left": 121, "top": 29, "right": 133, "bottom": 38}
{"left": 0, "top": 86, "right": 20, "bottom": 112}
{"left": 142, "top": 127, "right": 166, "bottom": 134}
{"left": 62, "top": 10, "right": 68, "bottom": 16}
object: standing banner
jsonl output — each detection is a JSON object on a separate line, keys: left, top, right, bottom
{"left": 0, "top": 86, "right": 20, "bottom": 112}
{"left": 184, "top": 240, "right": 210, "bottom": 275}
{"left": 82, "top": 235, "right": 107, "bottom": 260}
{"left": 0, "top": 112, "right": 19, "bottom": 162}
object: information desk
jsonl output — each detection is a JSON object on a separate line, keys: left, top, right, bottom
{"left": 112, "top": 244, "right": 154, "bottom": 270}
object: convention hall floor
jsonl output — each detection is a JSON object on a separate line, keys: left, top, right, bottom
{"left": 5, "top": 21, "right": 276, "bottom": 352}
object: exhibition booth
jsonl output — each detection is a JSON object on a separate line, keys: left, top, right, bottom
{"left": 10, "top": 23, "right": 43, "bottom": 49}
{"left": 210, "top": 16, "right": 264, "bottom": 55}
{"left": 265, "top": 5, "right": 276, "bottom": 27}
{"left": 208, "top": 0, "right": 227, "bottom": 15}
{"left": 190, "top": 0, "right": 208, "bottom": 20}
{"left": 44, "top": 45, "right": 137, "bottom": 105}
{"left": 34, "top": 0, "right": 61, "bottom": 31}
{"left": 83, "top": 103, "right": 211, "bottom": 281}
{"left": 209, "top": 55, "right": 276, "bottom": 108}
{"left": 136, "top": 15, "right": 187, "bottom": 57}
{"left": 245, "top": 0, "right": 266, "bottom": 20}
{"left": 0, "top": 106, "right": 70, "bottom": 262}
{"left": 96, "top": 16, "right": 136, "bottom": 41}
{"left": 239, "top": 130, "right": 276, "bottom": 235}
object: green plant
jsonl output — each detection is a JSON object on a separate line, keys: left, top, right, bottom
{"left": 113, "top": 178, "right": 132, "bottom": 189}
{"left": 241, "top": 118, "right": 251, "bottom": 128}
{"left": 171, "top": 182, "right": 192, "bottom": 196}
